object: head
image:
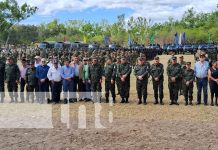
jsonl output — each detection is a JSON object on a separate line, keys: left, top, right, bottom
{"left": 41, "top": 58, "right": 46, "bottom": 66}
{"left": 154, "top": 57, "right": 159, "bottom": 64}
{"left": 186, "top": 62, "right": 191, "bottom": 69}
{"left": 121, "top": 58, "right": 126, "bottom": 64}
{"left": 211, "top": 60, "right": 217, "bottom": 68}
{"left": 73, "top": 56, "right": 79, "bottom": 63}
{"left": 179, "top": 56, "right": 184, "bottom": 62}
{"left": 138, "top": 57, "right": 145, "bottom": 65}
{"left": 199, "top": 54, "right": 205, "bottom": 62}
{"left": 64, "top": 60, "right": 70, "bottom": 67}
{"left": 21, "top": 59, "right": 26, "bottom": 66}
{"left": 83, "top": 58, "right": 88, "bottom": 65}
{"left": 29, "top": 62, "right": 35, "bottom": 68}
{"left": 106, "top": 58, "right": 112, "bottom": 65}
{"left": 92, "top": 58, "right": 97, "bottom": 65}
{"left": 171, "top": 57, "right": 177, "bottom": 64}
{"left": 7, "top": 57, "right": 13, "bottom": 64}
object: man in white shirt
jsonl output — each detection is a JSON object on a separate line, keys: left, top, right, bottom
{"left": 47, "top": 60, "right": 62, "bottom": 104}
{"left": 19, "top": 58, "right": 28, "bottom": 103}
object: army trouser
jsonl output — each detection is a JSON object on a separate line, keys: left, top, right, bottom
{"left": 120, "top": 78, "right": 130, "bottom": 99}
{"left": 152, "top": 79, "right": 164, "bottom": 102}
{"left": 178, "top": 77, "right": 183, "bottom": 95}
{"left": 20, "top": 78, "right": 26, "bottom": 102}
{"left": 91, "top": 82, "right": 102, "bottom": 103}
{"left": 7, "top": 81, "right": 18, "bottom": 102}
{"left": 136, "top": 80, "right": 148, "bottom": 103}
{"left": 168, "top": 81, "right": 179, "bottom": 103}
{"left": 116, "top": 77, "right": 121, "bottom": 95}
{"left": 0, "top": 83, "right": 5, "bottom": 103}
{"left": 183, "top": 82, "right": 193, "bottom": 103}
{"left": 105, "top": 80, "right": 116, "bottom": 103}
{"left": 26, "top": 85, "right": 36, "bottom": 103}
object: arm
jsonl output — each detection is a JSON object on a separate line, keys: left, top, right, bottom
{"left": 47, "top": 68, "right": 52, "bottom": 81}
{"left": 157, "top": 64, "right": 164, "bottom": 79}
{"left": 208, "top": 69, "right": 217, "bottom": 82}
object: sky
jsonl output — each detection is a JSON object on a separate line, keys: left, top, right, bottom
{"left": 16, "top": 0, "right": 218, "bottom": 25}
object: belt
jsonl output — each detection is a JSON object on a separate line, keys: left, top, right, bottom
{"left": 196, "top": 77, "right": 207, "bottom": 80}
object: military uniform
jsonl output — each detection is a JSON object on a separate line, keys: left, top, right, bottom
{"left": 0, "top": 59, "right": 5, "bottom": 102}
{"left": 117, "top": 57, "right": 131, "bottom": 103}
{"left": 115, "top": 57, "right": 121, "bottom": 95}
{"left": 182, "top": 62, "right": 195, "bottom": 105}
{"left": 88, "top": 58, "right": 103, "bottom": 103}
{"left": 5, "top": 59, "right": 20, "bottom": 102}
{"left": 134, "top": 57, "right": 149, "bottom": 104}
{"left": 178, "top": 57, "right": 186, "bottom": 95}
{"left": 150, "top": 57, "right": 164, "bottom": 104}
{"left": 167, "top": 56, "right": 182, "bottom": 105}
{"left": 25, "top": 62, "right": 38, "bottom": 103}
{"left": 104, "top": 58, "right": 117, "bottom": 103}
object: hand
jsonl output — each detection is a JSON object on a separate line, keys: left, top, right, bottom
{"left": 16, "top": 80, "right": 19, "bottom": 84}
{"left": 83, "top": 80, "right": 85, "bottom": 84}
{"left": 111, "top": 80, "right": 114, "bottom": 84}
{"left": 66, "top": 78, "right": 71, "bottom": 81}
{"left": 88, "top": 80, "right": 91, "bottom": 83}
{"left": 171, "top": 77, "right": 176, "bottom": 82}
{"left": 186, "top": 81, "right": 190, "bottom": 86}
{"left": 138, "top": 76, "right": 143, "bottom": 80}
{"left": 40, "top": 79, "right": 45, "bottom": 83}
{"left": 155, "top": 77, "right": 159, "bottom": 81}
{"left": 121, "top": 77, "right": 125, "bottom": 82}
{"left": 122, "top": 75, "right": 127, "bottom": 79}
{"left": 99, "top": 79, "right": 102, "bottom": 83}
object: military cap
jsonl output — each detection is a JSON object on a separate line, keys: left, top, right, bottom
{"left": 91, "top": 57, "right": 97, "bottom": 60}
{"left": 116, "top": 56, "right": 121, "bottom": 60}
{"left": 154, "top": 56, "right": 159, "bottom": 60}
{"left": 83, "top": 57, "right": 88, "bottom": 61}
{"left": 171, "top": 56, "right": 177, "bottom": 60}
{"left": 121, "top": 56, "right": 127, "bottom": 60}
{"left": 34, "top": 56, "right": 41, "bottom": 59}
{"left": 105, "top": 56, "right": 112, "bottom": 60}
{"left": 186, "top": 62, "right": 191, "bottom": 65}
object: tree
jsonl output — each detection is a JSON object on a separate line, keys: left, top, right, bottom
{"left": 0, "top": 0, "right": 37, "bottom": 46}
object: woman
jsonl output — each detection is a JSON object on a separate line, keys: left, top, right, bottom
{"left": 208, "top": 60, "right": 218, "bottom": 106}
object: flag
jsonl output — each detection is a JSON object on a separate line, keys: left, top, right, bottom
{"left": 104, "top": 35, "right": 109, "bottom": 47}
{"left": 174, "top": 32, "right": 179, "bottom": 45}
{"left": 179, "top": 33, "right": 182, "bottom": 45}
{"left": 150, "top": 32, "right": 155, "bottom": 44}
{"left": 182, "top": 32, "right": 186, "bottom": 44}
{"left": 128, "top": 34, "right": 132, "bottom": 47}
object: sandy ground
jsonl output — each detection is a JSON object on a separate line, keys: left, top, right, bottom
{"left": 1, "top": 54, "right": 218, "bottom": 150}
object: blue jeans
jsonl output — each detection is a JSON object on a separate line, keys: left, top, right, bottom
{"left": 62, "top": 79, "right": 74, "bottom": 99}
{"left": 196, "top": 78, "right": 208, "bottom": 104}
{"left": 84, "top": 80, "right": 91, "bottom": 99}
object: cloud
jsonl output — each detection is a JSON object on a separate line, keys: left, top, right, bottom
{"left": 17, "top": 0, "right": 218, "bottom": 22}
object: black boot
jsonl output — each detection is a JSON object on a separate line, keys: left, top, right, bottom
{"left": 120, "top": 98, "right": 125, "bottom": 103}
{"left": 169, "top": 100, "right": 174, "bottom": 105}
{"left": 105, "top": 97, "right": 109, "bottom": 103}
{"left": 137, "top": 99, "right": 142, "bottom": 105}
{"left": 185, "top": 100, "right": 188, "bottom": 106}
{"left": 64, "top": 99, "right": 68, "bottom": 104}
{"left": 215, "top": 98, "right": 218, "bottom": 106}
{"left": 211, "top": 97, "right": 214, "bottom": 106}
{"left": 189, "top": 101, "right": 193, "bottom": 106}
{"left": 143, "top": 99, "right": 147, "bottom": 105}
{"left": 154, "top": 99, "right": 158, "bottom": 105}
{"left": 125, "top": 98, "right": 129, "bottom": 103}
{"left": 112, "top": 97, "right": 116, "bottom": 103}
{"left": 160, "top": 99, "right": 164, "bottom": 105}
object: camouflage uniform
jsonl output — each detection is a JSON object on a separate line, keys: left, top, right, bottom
{"left": 167, "top": 56, "right": 182, "bottom": 105}
{"left": 134, "top": 58, "right": 149, "bottom": 104}
{"left": 150, "top": 58, "right": 164, "bottom": 104}
{"left": 182, "top": 62, "right": 195, "bottom": 105}
{"left": 0, "top": 59, "right": 5, "bottom": 102}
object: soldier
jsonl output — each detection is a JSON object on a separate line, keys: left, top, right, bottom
{"left": 117, "top": 57, "right": 131, "bottom": 103}
{"left": 25, "top": 61, "right": 37, "bottom": 103}
{"left": 116, "top": 56, "right": 121, "bottom": 95}
{"left": 182, "top": 62, "right": 195, "bottom": 106}
{"left": 178, "top": 56, "right": 186, "bottom": 95}
{"left": 5, "top": 57, "right": 20, "bottom": 103}
{"left": 82, "top": 57, "right": 91, "bottom": 102}
{"left": 0, "top": 58, "right": 5, "bottom": 103}
{"left": 150, "top": 56, "right": 164, "bottom": 105}
{"left": 167, "top": 56, "right": 182, "bottom": 105}
{"left": 103, "top": 56, "right": 117, "bottom": 103}
{"left": 88, "top": 57, "right": 103, "bottom": 103}
{"left": 134, "top": 57, "right": 149, "bottom": 105}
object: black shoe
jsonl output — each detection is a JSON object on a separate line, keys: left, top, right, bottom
{"left": 211, "top": 102, "right": 214, "bottom": 106}
{"left": 204, "top": 103, "right": 208, "bottom": 106}
{"left": 69, "top": 99, "right": 75, "bottom": 103}
{"left": 160, "top": 100, "right": 164, "bottom": 105}
{"left": 169, "top": 102, "right": 174, "bottom": 105}
{"left": 154, "top": 100, "right": 158, "bottom": 105}
{"left": 64, "top": 99, "right": 68, "bottom": 104}
{"left": 120, "top": 98, "right": 125, "bottom": 103}
{"left": 125, "top": 98, "right": 129, "bottom": 103}
{"left": 196, "top": 102, "right": 201, "bottom": 105}
{"left": 185, "top": 102, "right": 188, "bottom": 106}
{"left": 137, "top": 101, "right": 142, "bottom": 105}
{"left": 175, "top": 102, "right": 179, "bottom": 105}
{"left": 189, "top": 102, "right": 193, "bottom": 106}
{"left": 143, "top": 102, "right": 147, "bottom": 105}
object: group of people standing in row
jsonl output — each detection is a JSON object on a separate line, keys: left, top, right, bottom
{"left": 0, "top": 50, "right": 217, "bottom": 106}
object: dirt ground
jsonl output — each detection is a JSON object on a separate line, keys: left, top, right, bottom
{"left": 1, "top": 54, "right": 218, "bottom": 150}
